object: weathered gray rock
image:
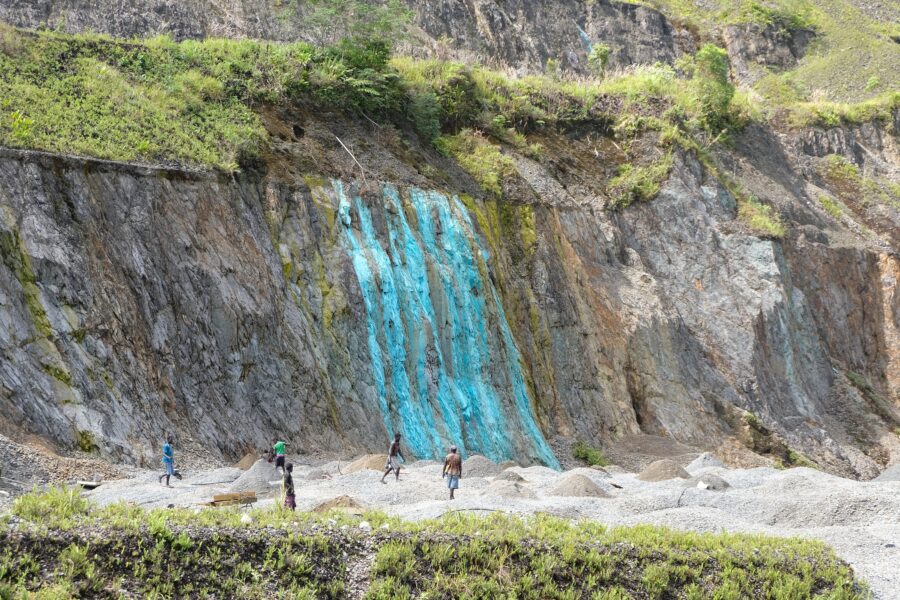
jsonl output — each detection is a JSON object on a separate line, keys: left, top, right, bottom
{"left": 724, "top": 22, "right": 814, "bottom": 84}
{"left": 0, "top": 0, "right": 692, "bottom": 75}
{"left": 0, "top": 102, "right": 897, "bottom": 479}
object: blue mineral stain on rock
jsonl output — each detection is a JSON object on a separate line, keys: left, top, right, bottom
{"left": 336, "top": 181, "right": 559, "bottom": 468}
{"left": 576, "top": 24, "right": 593, "bottom": 53}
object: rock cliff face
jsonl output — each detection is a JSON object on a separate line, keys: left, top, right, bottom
{"left": 0, "top": 0, "right": 692, "bottom": 74}
{"left": 1, "top": 101, "right": 898, "bottom": 475}
{"left": 0, "top": 1, "right": 898, "bottom": 475}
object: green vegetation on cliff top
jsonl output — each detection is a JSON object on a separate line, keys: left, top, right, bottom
{"left": 641, "top": 0, "right": 900, "bottom": 105}
{"left": 1, "top": 487, "right": 866, "bottom": 599}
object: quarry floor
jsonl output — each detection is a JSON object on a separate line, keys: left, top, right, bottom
{"left": 58, "top": 453, "right": 900, "bottom": 600}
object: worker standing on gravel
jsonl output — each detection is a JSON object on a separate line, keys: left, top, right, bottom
{"left": 442, "top": 445, "right": 462, "bottom": 500}
{"left": 282, "top": 463, "right": 296, "bottom": 511}
{"left": 273, "top": 439, "right": 287, "bottom": 475}
{"left": 381, "top": 433, "right": 404, "bottom": 483}
{"left": 158, "top": 435, "right": 175, "bottom": 487}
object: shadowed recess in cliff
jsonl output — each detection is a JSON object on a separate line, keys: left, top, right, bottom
{"left": 335, "top": 181, "right": 559, "bottom": 467}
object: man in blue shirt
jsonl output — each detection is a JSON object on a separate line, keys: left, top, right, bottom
{"left": 159, "top": 435, "right": 175, "bottom": 487}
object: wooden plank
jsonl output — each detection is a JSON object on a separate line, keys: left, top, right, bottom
{"left": 211, "top": 491, "right": 256, "bottom": 503}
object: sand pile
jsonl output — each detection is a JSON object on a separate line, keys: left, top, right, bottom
{"left": 235, "top": 452, "right": 260, "bottom": 470}
{"left": 498, "top": 460, "right": 519, "bottom": 470}
{"left": 344, "top": 455, "right": 388, "bottom": 474}
{"left": 313, "top": 495, "right": 367, "bottom": 515}
{"left": 637, "top": 460, "right": 690, "bottom": 482}
{"left": 494, "top": 470, "right": 526, "bottom": 483}
{"left": 484, "top": 480, "right": 536, "bottom": 499}
{"left": 550, "top": 474, "right": 610, "bottom": 498}
{"left": 464, "top": 455, "right": 502, "bottom": 477}
{"left": 229, "top": 459, "right": 281, "bottom": 494}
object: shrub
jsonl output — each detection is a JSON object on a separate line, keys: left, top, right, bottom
{"left": 608, "top": 154, "right": 674, "bottom": 208}
{"left": 588, "top": 43, "right": 611, "bottom": 77}
{"left": 692, "top": 44, "right": 735, "bottom": 131}
{"left": 817, "top": 195, "right": 842, "bottom": 219}
{"left": 438, "top": 130, "right": 515, "bottom": 197}
{"left": 738, "top": 197, "right": 786, "bottom": 238}
{"left": 572, "top": 441, "right": 609, "bottom": 466}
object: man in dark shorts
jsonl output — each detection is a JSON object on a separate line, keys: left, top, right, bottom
{"left": 381, "top": 433, "right": 404, "bottom": 483}
{"left": 273, "top": 439, "right": 287, "bottom": 474}
{"left": 283, "top": 463, "right": 296, "bottom": 511}
{"left": 442, "top": 445, "right": 462, "bottom": 500}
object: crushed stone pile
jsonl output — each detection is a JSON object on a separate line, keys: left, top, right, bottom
{"left": 550, "top": 474, "right": 610, "bottom": 498}
{"left": 494, "top": 470, "right": 526, "bottom": 483}
{"left": 305, "top": 468, "right": 328, "bottom": 480}
{"left": 686, "top": 452, "right": 725, "bottom": 472}
{"left": 498, "top": 460, "right": 520, "bottom": 470}
{"left": 229, "top": 460, "right": 281, "bottom": 495}
{"left": 186, "top": 468, "right": 243, "bottom": 485}
{"left": 344, "top": 455, "right": 388, "bottom": 474}
{"left": 874, "top": 464, "right": 900, "bottom": 482}
{"left": 483, "top": 480, "right": 536, "bottom": 499}
{"left": 637, "top": 460, "right": 690, "bottom": 482}
{"left": 464, "top": 455, "right": 502, "bottom": 477}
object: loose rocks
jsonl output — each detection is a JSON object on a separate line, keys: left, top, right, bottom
{"left": 637, "top": 460, "right": 690, "bottom": 482}
{"left": 229, "top": 460, "right": 281, "bottom": 494}
{"left": 494, "top": 470, "right": 526, "bottom": 483}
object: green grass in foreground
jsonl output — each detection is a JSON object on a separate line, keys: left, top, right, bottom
{"left": 0, "top": 487, "right": 866, "bottom": 599}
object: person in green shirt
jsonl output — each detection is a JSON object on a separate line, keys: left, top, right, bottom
{"left": 273, "top": 439, "right": 287, "bottom": 474}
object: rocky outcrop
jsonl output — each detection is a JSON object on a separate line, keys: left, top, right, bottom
{"left": 1, "top": 100, "right": 897, "bottom": 476}
{"left": 0, "top": 0, "right": 692, "bottom": 74}
{"left": 724, "top": 21, "right": 814, "bottom": 84}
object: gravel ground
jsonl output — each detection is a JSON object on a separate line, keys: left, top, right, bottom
{"left": 70, "top": 457, "right": 900, "bottom": 599}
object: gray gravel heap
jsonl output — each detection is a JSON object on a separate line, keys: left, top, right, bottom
{"left": 637, "top": 460, "right": 690, "bottom": 482}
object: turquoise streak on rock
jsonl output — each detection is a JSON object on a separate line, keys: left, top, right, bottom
{"left": 336, "top": 182, "right": 559, "bottom": 468}
{"left": 576, "top": 24, "right": 593, "bottom": 53}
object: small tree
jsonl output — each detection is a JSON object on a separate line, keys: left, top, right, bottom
{"left": 692, "top": 44, "right": 734, "bottom": 131}
{"left": 588, "top": 43, "right": 611, "bottom": 78}
{"left": 305, "top": 0, "right": 413, "bottom": 47}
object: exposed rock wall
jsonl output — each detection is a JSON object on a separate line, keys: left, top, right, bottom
{"left": 0, "top": 0, "right": 692, "bottom": 74}
{"left": 1, "top": 106, "right": 896, "bottom": 476}
{"left": 723, "top": 22, "right": 814, "bottom": 84}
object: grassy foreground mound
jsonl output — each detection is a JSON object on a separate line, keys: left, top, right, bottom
{"left": 0, "top": 488, "right": 864, "bottom": 599}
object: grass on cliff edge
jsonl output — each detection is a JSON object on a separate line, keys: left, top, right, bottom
{"left": 1, "top": 486, "right": 865, "bottom": 599}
